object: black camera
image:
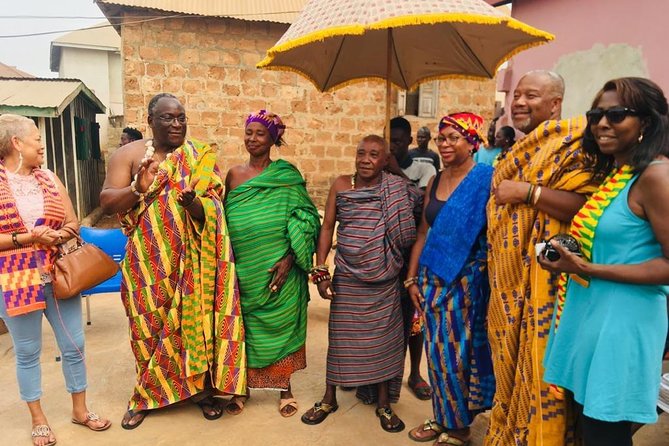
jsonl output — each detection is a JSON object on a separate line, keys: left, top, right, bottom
{"left": 541, "top": 234, "right": 582, "bottom": 261}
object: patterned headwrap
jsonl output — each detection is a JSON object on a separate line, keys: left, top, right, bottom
{"left": 438, "top": 112, "right": 485, "bottom": 151}
{"left": 245, "top": 110, "right": 286, "bottom": 144}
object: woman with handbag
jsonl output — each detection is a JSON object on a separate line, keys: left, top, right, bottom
{"left": 0, "top": 114, "right": 110, "bottom": 446}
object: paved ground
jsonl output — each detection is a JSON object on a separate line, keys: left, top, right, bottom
{"left": 1, "top": 285, "right": 667, "bottom": 445}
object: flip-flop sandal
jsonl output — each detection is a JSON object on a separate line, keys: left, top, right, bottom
{"left": 121, "top": 409, "right": 148, "bottom": 430}
{"left": 196, "top": 396, "right": 224, "bottom": 420}
{"left": 279, "top": 398, "right": 298, "bottom": 418}
{"left": 409, "top": 378, "right": 432, "bottom": 400}
{"left": 434, "top": 432, "right": 471, "bottom": 446}
{"left": 300, "top": 401, "right": 339, "bottom": 425}
{"left": 408, "top": 419, "right": 445, "bottom": 442}
{"left": 376, "top": 407, "right": 405, "bottom": 433}
{"left": 71, "top": 412, "right": 112, "bottom": 431}
{"left": 31, "top": 424, "right": 56, "bottom": 446}
{"left": 225, "top": 395, "right": 247, "bottom": 416}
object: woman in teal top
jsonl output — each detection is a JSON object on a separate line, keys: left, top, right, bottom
{"left": 539, "top": 77, "right": 669, "bottom": 446}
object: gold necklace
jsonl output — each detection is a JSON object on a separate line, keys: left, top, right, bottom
{"left": 351, "top": 173, "right": 356, "bottom": 189}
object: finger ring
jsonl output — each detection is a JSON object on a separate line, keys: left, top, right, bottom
{"left": 271, "top": 285, "right": 278, "bottom": 292}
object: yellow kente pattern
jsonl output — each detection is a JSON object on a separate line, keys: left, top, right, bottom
{"left": 485, "top": 116, "right": 598, "bottom": 446}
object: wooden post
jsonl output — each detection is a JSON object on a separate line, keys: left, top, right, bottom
{"left": 384, "top": 28, "right": 392, "bottom": 142}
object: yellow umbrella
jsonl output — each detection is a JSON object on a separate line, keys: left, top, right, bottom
{"left": 258, "top": 0, "right": 554, "bottom": 138}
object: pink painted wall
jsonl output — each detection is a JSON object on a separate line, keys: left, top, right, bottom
{"left": 497, "top": 0, "right": 669, "bottom": 125}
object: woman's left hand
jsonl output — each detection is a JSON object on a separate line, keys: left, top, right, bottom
{"left": 537, "top": 242, "right": 589, "bottom": 275}
{"left": 268, "top": 253, "right": 294, "bottom": 293}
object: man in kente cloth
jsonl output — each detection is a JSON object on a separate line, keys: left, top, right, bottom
{"left": 100, "top": 93, "right": 246, "bottom": 429}
{"left": 301, "top": 135, "right": 420, "bottom": 433}
{"left": 485, "top": 71, "right": 598, "bottom": 446}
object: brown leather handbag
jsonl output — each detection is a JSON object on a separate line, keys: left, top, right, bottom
{"left": 51, "top": 230, "right": 120, "bottom": 300}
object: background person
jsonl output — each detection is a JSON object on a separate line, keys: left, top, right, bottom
{"left": 409, "top": 126, "right": 440, "bottom": 171}
{"left": 474, "top": 125, "right": 515, "bottom": 166}
{"left": 119, "top": 127, "right": 143, "bottom": 147}
{"left": 0, "top": 114, "right": 110, "bottom": 446}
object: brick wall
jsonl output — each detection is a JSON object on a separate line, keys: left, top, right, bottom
{"left": 119, "top": 13, "right": 496, "bottom": 207}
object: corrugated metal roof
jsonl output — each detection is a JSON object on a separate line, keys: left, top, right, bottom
{"left": 50, "top": 22, "right": 120, "bottom": 72}
{"left": 0, "top": 78, "right": 106, "bottom": 117}
{"left": 52, "top": 22, "right": 120, "bottom": 50}
{"left": 0, "top": 62, "right": 34, "bottom": 78}
{"left": 95, "top": 0, "right": 307, "bottom": 23}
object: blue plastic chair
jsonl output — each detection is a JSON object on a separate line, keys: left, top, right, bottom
{"left": 79, "top": 226, "right": 127, "bottom": 325}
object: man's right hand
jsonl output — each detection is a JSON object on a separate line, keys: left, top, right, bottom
{"left": 135, "top": 157, "right": 159, "bottom": 193}
{"left": 317, "top": 279, "right": 336, "bottom": 300}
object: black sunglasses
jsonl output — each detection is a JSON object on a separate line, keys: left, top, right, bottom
{"left": 586, "top": 107, "right": 639, "bottom": 125}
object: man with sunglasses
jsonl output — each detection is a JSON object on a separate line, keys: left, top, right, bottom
{"left": 485, "top": 71, "right": 599, "bottom": 446}
{"left": 100, "top": 93, "right": 246, "bottom": 430}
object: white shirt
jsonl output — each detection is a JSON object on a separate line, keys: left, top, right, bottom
{"left": 401, "top": 160, "right": 436, "bottom": 189}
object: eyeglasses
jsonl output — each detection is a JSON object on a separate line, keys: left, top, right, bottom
{"left": 156, "top": 114, "right": 188, "bottom": 125}
{"left": 586, "top": 107, "right": 638, "bottom": 125}
{"left": 434, "top": 134, "right": 462, "bottom": 145}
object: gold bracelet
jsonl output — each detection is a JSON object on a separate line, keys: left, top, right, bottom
{"left": 525, "top": 183, "right": 535, "bottom": 204}
{"left": 532, "top": 185, "right": 542, "bottom": 206}
{"left": 403, "top": 276, "right": 418, "bottom": 289}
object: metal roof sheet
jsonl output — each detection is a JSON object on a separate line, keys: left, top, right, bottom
{"left": 0, "top": 62, "right": 34, "bottom": 78}
{"left": 0, "top": 78, "right": 106, "bottom": 117}
{"left": 52, "top": 22, "right": 121, "bottom": 50}
{"left": 95, "top": 0, "right": 307, "bottom": 23}
{"left": 50, "top": 22, "right": 120, "bottom": 72}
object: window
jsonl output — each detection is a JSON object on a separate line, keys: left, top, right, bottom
{"left": 397, "top": 80, "right": 439, "bottom": 117}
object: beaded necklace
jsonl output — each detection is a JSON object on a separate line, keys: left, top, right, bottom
{"left": 553, "top": 164, "right": 634, "bottom": 332}
{"left": 143, "top": 139, "right": 155, "bottom": 161}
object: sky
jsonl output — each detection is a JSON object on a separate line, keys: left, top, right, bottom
{"left": 0, "top": 0, "right": 107, "bottom": 77}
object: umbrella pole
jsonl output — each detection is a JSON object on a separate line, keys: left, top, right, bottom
{"left": 384, "top": 28, "right": 392, "bottom": 142}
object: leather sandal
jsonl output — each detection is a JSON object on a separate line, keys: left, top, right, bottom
{"left": 71, "top": 412, "right": 111, "bottom": 431}
{"left": 408, "top": 419, "right": 445, "bottom": 442}
{"left": 376, "top": 407, "right": 405, "bottom": 433}
{"left": 120, "top": 409, "right": 148, "bottom": 430}
{"left": 31, "top": 424, "right": 56, "bottom": 446}
{"left": 279, "top": 398, "right": 298, "bottom": 418}
{"left": 300, "top": 401, "right": 339, "bottom": 425}
{"left": 225, "top": 395, "right": 247, "bottom": 416}
{"left": 434, "top": 432, "right": 471, "bottom": 446}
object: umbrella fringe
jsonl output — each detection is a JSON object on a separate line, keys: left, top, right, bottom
{"left": 251, "top": 62, "right": 500, "bottom": 93}
{"left": 490, "top": 39, "right": 556, "bottom": 74}
{"left": 259, "top": 12, "right": 553, "bottom": 66}
{"left": 506, "top": 17, "right": 556, "bottom": 40}
{"left": 367, "top": 12, "right": 504, "bottom": 31}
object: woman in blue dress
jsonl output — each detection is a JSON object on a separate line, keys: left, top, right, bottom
{"left": 539, "top": 77, "right": 669, "bottom": 446}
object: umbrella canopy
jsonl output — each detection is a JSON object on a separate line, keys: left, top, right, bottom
{"left": 257, "top": 0, "right": 554, "bottom": 92}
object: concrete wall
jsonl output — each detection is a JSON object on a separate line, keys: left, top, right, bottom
{"left": 498, "top": 0, "right": 665, "bottom": 123}
{"left": 119, "top": 13, "right": 496, "bottom": 206}
{"left": 58, "top": 46, "right": 123, "bottom": 156}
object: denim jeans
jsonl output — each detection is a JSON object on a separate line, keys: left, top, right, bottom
{"left": 0, "top": 284, "right": 87, "bottom": 402}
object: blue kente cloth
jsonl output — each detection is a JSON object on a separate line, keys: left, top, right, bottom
{"left": 419, "top": 163, "right": 493, "bottom": 282}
